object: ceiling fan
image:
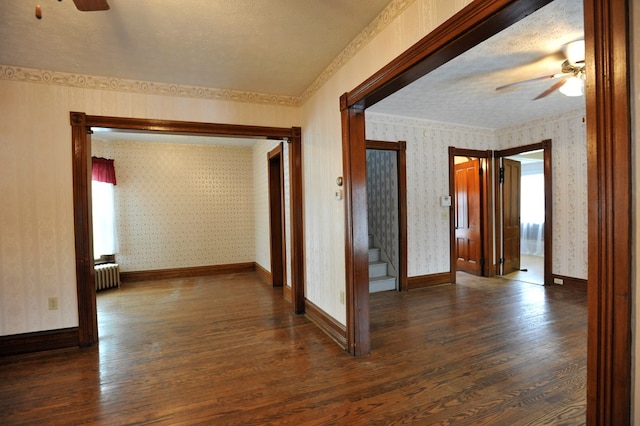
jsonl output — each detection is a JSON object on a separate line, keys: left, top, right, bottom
{"left": 496, "top": 40, "right": 585, "bottom": 100}
{"left": 72, "top": 0, "right": 109, "bottom": 11}
{"left": 35, "top": 0, "right": 108, "bottom": 19}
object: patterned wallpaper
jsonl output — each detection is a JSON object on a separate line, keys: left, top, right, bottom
{"left": 366, "top": 109, "right": 588, "bottom": 280}
{"left": 366, "top": 112, "right": 494, "bottom": 276}
{"left": 366, "top": 149, "right": 399, "bottom": 277}
{"left": 92, "top": 139, "right": 255, "bottom": 272}
{"left": 497, "top": 109, "right": 587, "bottom": 279}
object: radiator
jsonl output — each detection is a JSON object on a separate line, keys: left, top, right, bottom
{"left": 95, "top": 263, "right": 121, "bottom": 291}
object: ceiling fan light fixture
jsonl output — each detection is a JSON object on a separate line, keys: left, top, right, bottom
{"left": 559, "top": 76, "right": 584, "bottom": 97}
{"left": 564, "top": 39, "right": 585, "bottom": 65}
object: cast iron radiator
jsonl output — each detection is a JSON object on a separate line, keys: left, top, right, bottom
{"left": 95, "top": 263, "right": 121, "bottom": 291}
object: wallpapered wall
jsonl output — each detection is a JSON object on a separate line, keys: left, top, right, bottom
{"left": 366, "top": 149, "right": 399, "bottom": 278}
{"left": 366, "top": 108, "right": 588, "bottom": 280}
{"left": 497, "top": 109, "right": 587, "bottom": 279}
{"left": 92, "top": 139, "right": 256, "bottom": 272}
{"left": 366, "top": 112, "right": 495, "bottom": 276}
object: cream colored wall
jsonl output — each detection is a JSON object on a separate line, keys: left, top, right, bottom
{"left": 497, "top": 109, "right": 588, "bottom": 280}
{"left": 92, "top": 139, "right": 255, "bottom": 272}
{"left": 366, "top": 109, "right": 588, "bottom": 280}
{"left": 0, "top": 79, "right": 298, "bottom": 336}
{"left": 366, "top": 112, "right": 495, "bottom": 276}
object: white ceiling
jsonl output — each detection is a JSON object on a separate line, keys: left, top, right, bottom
{"left": 1, "top": 0, "right": 585, "bottom": 140}
{"left": 0, "top": 0, "right": 391, "bottom": 97}
{"left": 370, "top": 0, "right": 585, "bottom": 129}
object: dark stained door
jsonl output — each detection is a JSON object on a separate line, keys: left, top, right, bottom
{"left": 502, "top": 158, "right": 521, "bottom": 274}
{"left": 454, "top": 159, "right": 483, "bottom": 275}
{"left": 268, "top": 146, "right": 285, "bottom": 287}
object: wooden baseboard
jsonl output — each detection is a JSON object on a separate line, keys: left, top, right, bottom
{"left": 305, "top": 300, "right": 347, "bottom": 350}
{"left": 283, "top": 284, "right": 292, "bottom": 303}
{"left": 0, "top": 327, "right": 79, "bottom": 357}
{"left": 552, "top": 274, "right": 587, "bottom": 292}
{"left": 407, "top": 272, "right": 451, "bottom": 290}
{"left": 255, "top": 263, "right": 272, "bottom": 285}
{"left": 121, "top": 262, "right": 255, "bottom": 283}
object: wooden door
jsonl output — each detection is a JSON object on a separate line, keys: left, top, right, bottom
{"left": 502, "top": 158, "right": 521, "bottom": 274}
{"left": 268, "top": 146, "right": 285, "bottom": 287}
{"left": 454, "top": 159, "right": 483, "bottom": 275}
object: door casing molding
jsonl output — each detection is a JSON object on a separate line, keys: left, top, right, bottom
{"left": 70, "top": 113, "right": 306, "bottom": 346}
{"left": 495, "top": 140, "right": 552, "bottom": 285}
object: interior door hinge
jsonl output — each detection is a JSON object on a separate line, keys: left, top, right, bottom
{"left": 479, "top": 167, "right": 483, "bottom": 176}
{"left": 499, "top": 167, "right": 505, "bottom": 184}
{"left": 480, "top": 258, "right": 485, "bottom": 266}
{"left": 499, "top": 258, "right": 505, "bottom": 265}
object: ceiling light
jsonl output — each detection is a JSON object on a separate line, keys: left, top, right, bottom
{"left": 564, "top": 39, "right": 585, "bottom": 65}
{"left": 559, "top": 76, "right": 584, "bottom": 97}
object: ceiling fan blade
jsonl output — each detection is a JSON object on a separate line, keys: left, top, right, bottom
{"left": 496, "top": 73, "right": 563, "bottom": 92}
{"left": 533, "top": 77, "right": 569, "bottom": 100}
{"left": 72, "top": 0, "right": 110, "bottom": 11}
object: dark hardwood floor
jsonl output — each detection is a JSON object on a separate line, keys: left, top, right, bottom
{"left": 0, "top": 272, "right": 586, "bottom": 425}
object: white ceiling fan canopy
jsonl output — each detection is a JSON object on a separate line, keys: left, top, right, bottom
{"left": 564, "top": 39, "right": 585, "bottom": 65}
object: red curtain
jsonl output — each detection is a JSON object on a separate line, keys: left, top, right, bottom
{"left": 92, "top": 157, "right": 117, "bottom": 185}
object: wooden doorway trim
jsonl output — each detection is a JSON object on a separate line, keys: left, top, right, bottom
{"left": 340, "top": 0, "right": 631, "bottom": 422}
{"left": 448, "top": 148, "right": 494, "bottom": 281}
{"left": 268, "top": 144, "right": 286, "bottom": 287}
{"left": 365, "top": 139, "right": 408, "bottom": 291}
{"left": 495, "top": 140, "right": 552, "bottom": 285}
{"left": 70, "top": 113, "right": 305, "bottom": 345}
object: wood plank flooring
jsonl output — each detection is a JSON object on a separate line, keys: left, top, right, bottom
{"left": 0, "top": 272, "right": 586, "bottom": 425}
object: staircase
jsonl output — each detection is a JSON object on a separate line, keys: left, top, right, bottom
{"left": 368, "top": 235, "right": 396, "bottom": 293}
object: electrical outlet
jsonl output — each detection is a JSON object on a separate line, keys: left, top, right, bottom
{"left": 48, "top": 297, "right": 59, "bottom": 310}
{"left": 340, "top": 291, "right": 345, "bottom": 305}
{"left": 553, "top": 278, "right": 564, "bottom": 285}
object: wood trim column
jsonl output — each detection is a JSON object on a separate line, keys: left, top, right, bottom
{"left": 341, "top": 95, "right": 370, "bottom": 356}
{"left": 584, "top": 0, "right": 632, "bottom": 423}
{"left": 542, "top": 139, "right": 553, "bottom": 287}
{"left": 397, "top": 141, "right": 408, "bottom": 291}
{"left": 289, "top": 127, "right": 305, "bottom": 314}
{"left": 70, "top": 112, "right": 97, "bottom": 347}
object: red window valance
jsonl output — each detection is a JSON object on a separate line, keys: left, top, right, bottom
{"left": 92, "top": 157, "right": 117, "bottom": 185}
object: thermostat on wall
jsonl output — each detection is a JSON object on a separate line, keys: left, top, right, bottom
{"left": 440, "top": 195, "right": 452, "bottom": 207}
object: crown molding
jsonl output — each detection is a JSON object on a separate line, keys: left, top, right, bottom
{"left": 299, "top": 0, "right": 416, "bottom": 105}
{"left": 0, "top": 65, "right": 300, "bottom": 107}
{"left": 0, "top": 0, "right": 414, "bottom": 109}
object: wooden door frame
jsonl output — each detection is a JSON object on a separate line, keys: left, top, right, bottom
{"left": 365, "top": 139, "right": 407, "bottom": 291}
{"left": 448, "top": 148, "right": 494, "bottom": 281}
{"left": 70, "top": 113, "right": 306, "bottom": 346}
{"left": 495, "top": 140, "right": 552, "bottom": 285}
{"left": 268, "top": 144, "right": 286, "bottom": 287}
{"left": 340, "top": 0, "right": 631, "bottom": 422}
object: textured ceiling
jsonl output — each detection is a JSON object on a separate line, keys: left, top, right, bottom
{"left": 0, "top": 0, "right": 391, "bottom": 97}
{"left": 369, "top": 0, "right": 585, "bottom": 129}
{"left": 1, "top": 0, "right": 585, "bottom": 136}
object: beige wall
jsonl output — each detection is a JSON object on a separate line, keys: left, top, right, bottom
{"left": 365, "top": 108, "right": 588, "bottom": 280}
{"left": 92, "top": 139, "right": 256, "bottom": 272}
{"left": 497, "top": 109, "right": 588, "bottom": 279}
